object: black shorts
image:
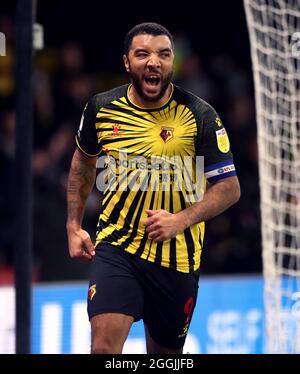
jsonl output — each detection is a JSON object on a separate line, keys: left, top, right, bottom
{"left": 88, "top": 243, "right": 200, "bottom": 350}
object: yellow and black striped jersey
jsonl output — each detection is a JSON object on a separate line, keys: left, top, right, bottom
{"left": 76, "top": 83, "right": 236, "bottom": 273}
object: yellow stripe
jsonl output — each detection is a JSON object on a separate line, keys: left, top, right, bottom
{"left": 96, "top": 109, "right": 154, "bottom": 127}
{"left": 161, "top": 240, "right": 170, "bottom": 267}
{"left": 95, "top": 216, "right": 118, "bottom": 246}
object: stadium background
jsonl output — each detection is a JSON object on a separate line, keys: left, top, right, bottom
{"left": 0, "top": 0, "right": 260, "bottom": 283}
{"left": 0, "top": 0, "right": 267, "bottom": 354}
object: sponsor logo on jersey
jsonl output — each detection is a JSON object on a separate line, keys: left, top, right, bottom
{"left": 216, "top": 128, "right": 230, "bottom": 153}
{"left": 160, "top": 127, "right": 174, "bottom": 143}
{"left": 111, "top": 123, "right": 121, "bottom": 137}
{"left": 217, "top": 165, "right": 235, "bottom": 174}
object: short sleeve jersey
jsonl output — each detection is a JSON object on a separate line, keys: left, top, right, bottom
{"left": 76, "top": 84, "right": 237, "bottom": 273}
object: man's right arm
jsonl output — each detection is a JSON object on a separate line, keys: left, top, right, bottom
{"left": 66, "top": 148, "right": 97, "bottom": 262}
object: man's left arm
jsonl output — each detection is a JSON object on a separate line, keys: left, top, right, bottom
{"left": 144, "top": 176, "right": 240, "bottom": 243}
{"left": 178, "top": 175, "right": 240, "bottom": 226}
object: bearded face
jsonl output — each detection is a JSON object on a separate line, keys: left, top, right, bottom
{"left": 124, "top": 34, "right": 174, "bottom": 104}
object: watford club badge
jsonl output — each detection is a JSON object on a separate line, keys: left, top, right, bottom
{"left": 88, "top": 284, "right": 97, "bottom": 301}
{"left": 160, "top": 127, "right": 174, "bottom": 143}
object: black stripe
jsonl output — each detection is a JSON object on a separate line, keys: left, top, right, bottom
{"left": 147, "top": 111, "right": 160, "bottom": 120}
{"left": 101, "top": 136, "right": 137, "bottom": 147}
{"left": 154, "top": 190, "right": 165, "bottom": 266}
{"left": 169, "top": 185, "right": 177, "bottom": 267}
{"left": 96, "top": 219, "right": 128, "bottom": 250}
{"left": 179, "top": 190, "right": 195, "bottom": 271}
{"left": 114, "top": 98, "right": 127, "bottom": 106}
{"left": 179, "top": 106, "right": 189, "bottom": 120}
{"left": 96, "top": 118, "right": 145, "bottom": 129}
{"left": 99, "top": 105, "right": 154, "bottom": 123}
{"left": 95, "top": 218, "right": 110, "bottom": 239}
{"left": 135, "top": 181, "right": 156, "bottom": 257}
{"left": 101, "top": 169, "right": 133, "bottom": 213}
{"left": 173, "top": 103, "right": 179, "bottom": 119}
{"left": 123, "top": 179, "right": 146, "bottom": 226}
{"left": 101, "top": 172, "right": 148, "bottom": 244}
{"left": 183, "top": 161, "right": 196, "bottom": 196}
{"left": 121, "top": 188, "right": 148, "bottom": 251}
{"left": 99, "top": 226, "right": 127, "bottom": 245}
{"left": 107, "top": 188, "right": 132, "bottom": 225}
{"left": 103, "top": 184, "right": 145, "bottom": 244}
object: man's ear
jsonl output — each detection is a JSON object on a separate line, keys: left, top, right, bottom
{"left": 123, "top": 54, "right": 130, "bottom": 72}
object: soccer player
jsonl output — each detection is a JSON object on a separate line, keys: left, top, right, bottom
{"left": 66, "top": 22, "right": 240, "bottom": 354}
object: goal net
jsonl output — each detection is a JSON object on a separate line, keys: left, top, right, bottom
{"left": 244, "top": 0, "right": 300, "bottom": 353}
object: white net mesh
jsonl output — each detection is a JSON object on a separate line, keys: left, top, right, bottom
{"left": 244, "top": 0, "right": 300, "bottom": 353}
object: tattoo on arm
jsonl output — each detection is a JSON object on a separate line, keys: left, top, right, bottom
{"left": 67, "top": 150, "right": 96, "bottom": 227}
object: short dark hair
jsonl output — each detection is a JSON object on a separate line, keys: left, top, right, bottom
{"left": 124, "top": 22, "right": 174, "bottom": 55}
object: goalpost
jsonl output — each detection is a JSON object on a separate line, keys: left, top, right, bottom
{"left": 244, "top": 0, "right": 300, "bottom": 353}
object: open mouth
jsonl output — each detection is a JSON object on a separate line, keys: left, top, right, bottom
{"left": 144, "top": 75, "right": 160, "bottom": 87}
